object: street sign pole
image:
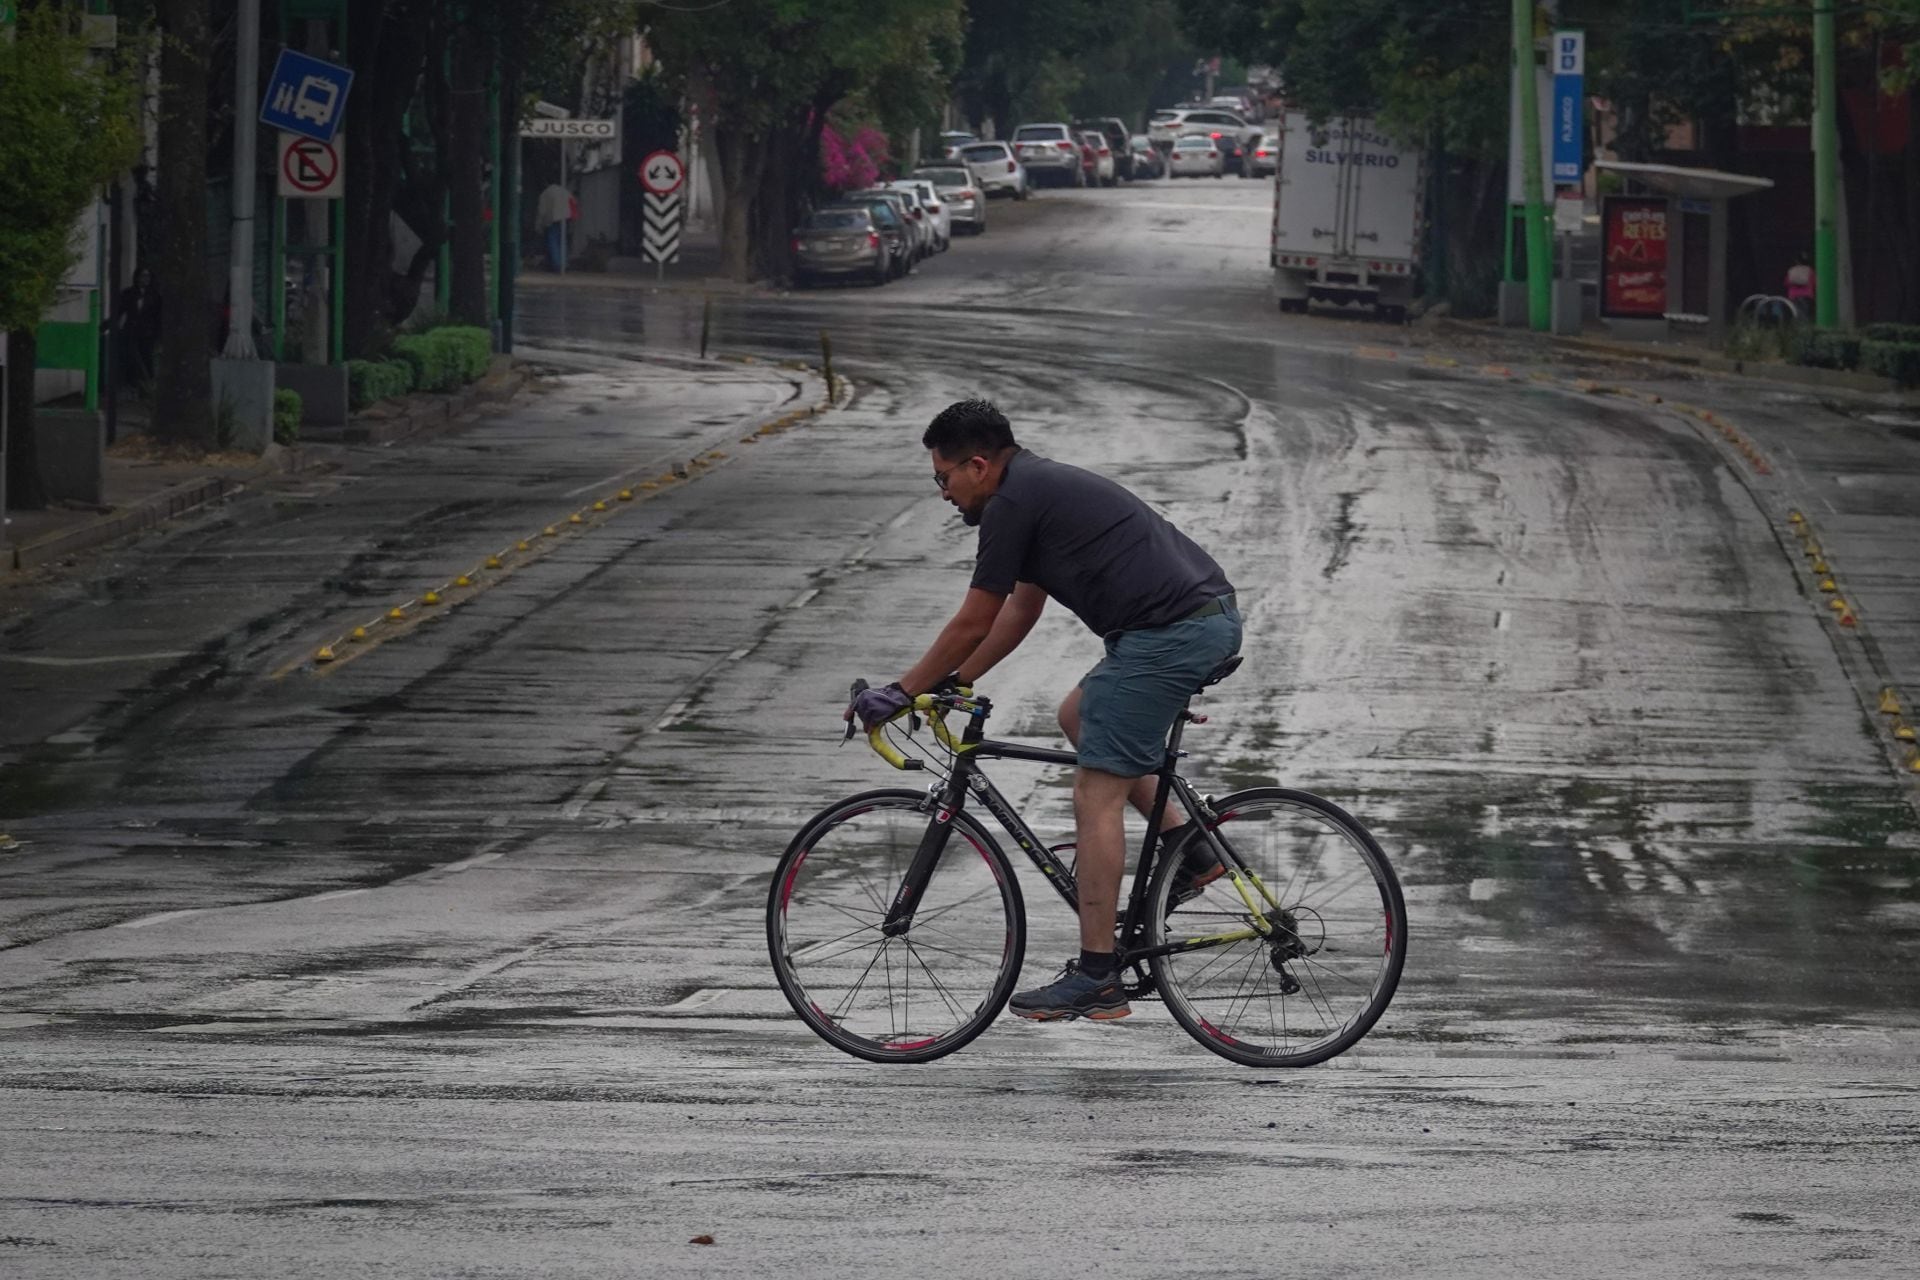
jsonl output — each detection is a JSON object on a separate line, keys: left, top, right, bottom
{"left": 1514, "top": 0, "right": 1552, "bottom": 332}
{"left": 1812, "top": 0, "right": 1839, "bottom": 329}
{"left": 224, "top": 0, "right": 262, "bottom": 359}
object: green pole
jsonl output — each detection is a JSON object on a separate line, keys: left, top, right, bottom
{"left": 271, "top": 196, "right": 285, "bottom": 361}
{"left": 1812, "top": 0, "right": 1839, "bottom": 329}
{"left": 1514, "top": 0, "right": 1551, "bottom": 331}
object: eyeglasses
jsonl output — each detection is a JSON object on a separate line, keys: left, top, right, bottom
{"left": 933, "top": 457, "right": 979, "bottom": 491}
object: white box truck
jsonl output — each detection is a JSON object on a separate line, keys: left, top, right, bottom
{"left": 1269, "top": 112, "right": 1424, "bottom": 322}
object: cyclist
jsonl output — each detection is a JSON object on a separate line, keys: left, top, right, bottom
{"left": 848, "top": 399, "right": 1241, "bottom": 1022}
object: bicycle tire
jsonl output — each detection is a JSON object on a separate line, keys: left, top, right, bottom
{"left": 768, "top": 789, "right": 1026, "bottom": 1064}
{"left": 1148, "top": 787, "right": 1406, "bottom": 1068}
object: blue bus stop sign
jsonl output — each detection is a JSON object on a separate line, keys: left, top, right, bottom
{"left": 1551, "top": 31, "right": 1585, "bottom": 185}
{"left": 259, "top": 48, "right": 353, "bottom": 145}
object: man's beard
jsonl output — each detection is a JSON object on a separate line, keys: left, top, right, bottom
{"left": 960, "top": 504, "right": 983, "bottom": 528}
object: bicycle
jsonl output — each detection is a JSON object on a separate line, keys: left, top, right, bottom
{"left": 765, "top": 658, "right": 1408, "bottom": 1068}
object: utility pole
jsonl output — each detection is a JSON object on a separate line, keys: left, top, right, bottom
{"left": 1514, "top": 0, "right": 1551, "bottom": 331}
{"left": 1811, "top": 0, "right": 1839, "bottom": 328}
{"left": 222, "top": 0, "right": 260, "bottom": 358}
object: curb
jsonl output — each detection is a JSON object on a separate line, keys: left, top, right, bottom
{"left": 7, "top": 473, "right": 238, "bottom": 572}
{"left": 1434, "top": 318, "right": 1916, "bottom": 401}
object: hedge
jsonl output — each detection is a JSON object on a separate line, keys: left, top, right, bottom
{"left": 1862, "top": 323, "right": 1920, "bottom": 345}
{"left": 347, "top": 357, "right": 415, "bottom": 409}
{"left": 1861, "top": 339, "right": 1920, "bottom": 388}
{"left": 273, "top": 388, "right": 302, "bottom": 445}
{"left": 1796, "top": 331, "right": 1861, "bottom": 371}
{"left": 390, "top": 326, "right": 491, "bottom": 393}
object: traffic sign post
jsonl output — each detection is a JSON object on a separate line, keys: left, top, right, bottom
{"left": 1551, "top": 31, "right": 1585, "bottom": 186}
{"left": 640, "top": 151, "right": 686, "bottom": 279}
{"left": 259, "top": 48, "right": 353, "bottom": 144}
{"left": 518, "top": 117, "right": 617, "bottom": 141}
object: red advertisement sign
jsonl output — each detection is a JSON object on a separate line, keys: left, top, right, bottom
{"left": 1602, "top": 197, "right": 1669, "bottom": 318}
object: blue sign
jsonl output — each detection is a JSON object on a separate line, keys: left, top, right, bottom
{"left": 259, "top": 48, "right": 353, "bottom": 144}
{"left": 1551, "top": 30, "right": 1585, "bottom": 185}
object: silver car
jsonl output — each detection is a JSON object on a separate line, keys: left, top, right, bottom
{"left": 791, "top": 207, "right": 890, "bottom": 287}
{"left": 847, "top": 188, "right": 932, "bottom": 261}
{"left": 1010, "top": 123, "right": 1083, "bottom": 187}
{"left": 957, "top": 141, "right": 1029, "bottom": 200}
{"left": 1167, "top": 134, "right": 1224, "bottom": 178}
{"left": 912, "top": 164, "right": 986, "bottom": 234}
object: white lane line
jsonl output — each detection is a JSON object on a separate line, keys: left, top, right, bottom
{"left": 560, "top": 781, "right": 607, "bottom": 820}
{"left": 786, "top": 587, "right": 820, "bottom": 610}
{"left": 726, "top": 646, "right": 752, "bottom": 661}
{"left": 0, "top": 652, "right": 193, "bottom": 667}
{"left": 652, "top": 696, "right": 694, "bottom": 731}
{"left": 1495, "top": 610, "right": 1511, "bottom": 631}
{"left": 662, "top": 988, "right": 731, "bottom": 1012}
{"left": 307, "top": 888, "right": 371, "bottom": 903}
{"left": 437, "top": 850, "right": 506, "bottom": 874}
{"left": 116, "top": 908, "right": 207, "bottom": 930}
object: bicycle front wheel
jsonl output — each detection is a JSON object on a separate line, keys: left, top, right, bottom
{"left": 1149, "top": 787, "right": 1406, "bottom": 1067}
{"left": 767, "top": 789, "right": 1025, "bottom": 1063}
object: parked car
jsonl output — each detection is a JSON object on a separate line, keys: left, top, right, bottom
{"left": 1073, "top": 117, "right": 1134, "bottom": 180}
{"left": 1010, "top": 122, "right": 1084, "bottom": 187}
{"left": 1244, "top": 131, "right": 1277, "bottom": 178}
{"left": 1078, "top": 130, "right": 1115, "bottom": 186}
{"left": 1215, "top": 131, "right": 1246, "bottom": 176}
{"left": 791, "top": 207, "right": 890, "bottom": 287}
{"left": 823, "top": 200, "right": 913, "bottom": 277}
{"left": 890, "top": 178, "right": 951, "bottom": 251}
{"left": 1128, "top": 134, "right": 1164, "bottom": 179}
{"left": 911, "top": 164, "right": 986, "bottom": 234}
{"left": 848, "top": 187, "right": 931, "bottom": 260}
{"left": 1149, "top": 107, "right": 1255, "bottom": 151}
{"left": 1167, "top": 134, "right": 1223, "bottom": 178}
{"left": 937, "top": 130, "right": 976, "bottom": 160}
{"left": 957, "top": 141, "right": 1029, "bottom": 200}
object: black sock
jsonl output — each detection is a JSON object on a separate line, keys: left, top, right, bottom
{"left": 1079, "top": 949, "right": 1117, "bottom": 979}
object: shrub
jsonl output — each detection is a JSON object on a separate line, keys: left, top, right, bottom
{"left": 391, "top": 326, "right": 490, "bottom": 392}
{"left": 347, "top": 357, "right": 414, "bottom": 409}
{"left": 1797, "top": 331, "right": 1861, "bottom": 370}
{"left": 1862, "top": 323, "right": 1920, "bottom": 345}
{"left": 1861, "top": 339, "right": 1920, "bottom": 388}
{"left": 273, "top": 388, "right": 302, "bottom": 445}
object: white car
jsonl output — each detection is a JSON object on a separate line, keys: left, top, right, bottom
{"left": 890, "top": 178, "right": 951, "bottom": 250}
{"left": 1245, "top": 131, "right": 1277, "bottom": 178}
{"left": 1167, "top": 134, "right": 1223, "bottom": 178}
{"left": 1079, "top": 131, "right": 1115, "bottom": 186}
{"left": 1149, "top": 107, "right": 1255, "bottom": 151}
{"left": 911, "top": 164, "right": 986, "bottom": 233}
{"left": 956, "top": 141, "right": 1029, "bottom": 200}
{"left": 1009, "top": 122, "right": 1084, "bottom": 187}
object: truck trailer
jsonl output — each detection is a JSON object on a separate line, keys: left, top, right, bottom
{"left": 1269, "top": 112, "right": 1424, "bottom": 322}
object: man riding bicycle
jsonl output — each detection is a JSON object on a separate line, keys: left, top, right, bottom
{"left": 849, "top": 399, "right": 1242, "bottom": 1022}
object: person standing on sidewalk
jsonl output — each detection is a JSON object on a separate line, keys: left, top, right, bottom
{"left": 1785, "top": 252, "right": 1816, "bottom": 319}
{"left": 114, "top": 266, "right": 161, "bottom": 393}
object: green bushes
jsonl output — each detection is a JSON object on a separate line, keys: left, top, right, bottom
{"left": 347, "top": 357, "right": 415, "bottom": 409}
{"left": 273, "top": 388, "right": 302, "bottom": 445}
{"left": 1861, "top": 338, "right": 1920, "bottom": 388}
{"left": 1862, "top": 323, "right": 1920, "bottom": 345}
{"left": 1796, "top": 331, "right": 1861, "bottom": 370}
{"left": 390, "top": 326, "right": 491, "bottom": 392}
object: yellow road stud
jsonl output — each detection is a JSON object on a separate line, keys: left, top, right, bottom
{"left": 1804, "top": 542, "right": 1822, "bottom": 558}
{"left": 1819, "top": 578, "right": 1836, "bottom": 592}
{"left": 568, "top": 513, "right": 584, "bottom": 525}
{"left": 1828, "top": 597, "right": 1847, "bottom": 612}
{"left": 423, "top": 591, "right": 441, "bottom": 605}
{"left": 516, "top": 540, "right": 531, "bottom": 552}
{"left": 618, "top": 489, "right": 634, "bottom": 501}
{"left": 1880, "top": 688, "right": 1904, "bottom": 715}
{"left": 315, "top": 645, "right": 336, "bottom": 663}
{"left": 1908, "top": 750, "right": 1920, "bottom": 773}
{"left": 1788, "top": 511, "right": 1805, "bottom": 524}
{"left": 1894, "top": 720, "right": 1916, "bottom": 742}
{"left": 455, "top": 575, "right": 472, "bottom": 588}
{"left": 350, "top": 626, "right": 368, "bottom": 641}
{"left": 639, "top": 480, "right": 659, "bottom": 490}
{"left": 543, "top": 525, "right": 558, "bottom": 537}
{"left": 592, "top": 500, "right": 608, "bottom": 512}
{"left": 486, "top": 556, "right": 503, "bottom": 569}
{"left": 388, "top": 606, "right": 407, "bottom": 621}
{"left": 1812, "top": 559, "right": 1829, "bottom": 574}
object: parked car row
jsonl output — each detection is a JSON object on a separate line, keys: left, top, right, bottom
{"left": 792, "top": 169, "right": 989, "bottom": 288}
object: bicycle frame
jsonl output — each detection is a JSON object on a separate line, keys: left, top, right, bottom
{"left": 875, "top": 699, "right": 1284, "bottom": 976}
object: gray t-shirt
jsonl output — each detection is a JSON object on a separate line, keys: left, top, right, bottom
{"left": 970, "top": 449, "right": 1233, "bottom": 637}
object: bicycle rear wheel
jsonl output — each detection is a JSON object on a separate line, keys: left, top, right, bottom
{"left": 1149, "top": 787, "right": 1406, "bottom": 1067}
{"left": 768, "top": 789, "right": 1025, "bottom": 1063}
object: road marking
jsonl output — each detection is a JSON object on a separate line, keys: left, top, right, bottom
{"left": 1495, "top": 610, "right": 1511, "bottom": 631}
{"left": 437, "top": 850, "right": 506, "bottom": 873}
{"left": 307, "top": 888, "right": 370, "bottom": 903}
{"left": 786, "top": 587, "right": 820, "bottom": 610}
{"left": 0, "top": 652, "right": 192, "bottom": 667}
{"left": 115, "top": 908, "right": 207, "bottom": 930}
{"left": 653, "top": 696, "right": 694, "bottom": 731}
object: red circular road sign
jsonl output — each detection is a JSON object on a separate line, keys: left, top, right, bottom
{"left": 640, "top": 149, "right": 685, "bottom": 196}
{"left": 282, "top": 136, "right": 340, "bottom": 194}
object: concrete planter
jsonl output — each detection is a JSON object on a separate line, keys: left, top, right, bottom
{"left": 211, "top": 358, "right": 275, "bottom": 454}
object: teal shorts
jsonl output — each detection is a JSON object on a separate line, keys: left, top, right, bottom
{"left": 1077, "top": 602, "right": 1243, "bottom": 777}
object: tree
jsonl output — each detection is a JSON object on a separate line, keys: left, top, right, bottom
{"left": 0, "top": 5, "right": 142, "bottom": 509}
{"left": 150, "top": 0, "right": 217, "bottom": 444}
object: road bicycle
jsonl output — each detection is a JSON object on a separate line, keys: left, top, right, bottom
{"left": 766, "top": 658, "right": 1407, "bottom": 1067}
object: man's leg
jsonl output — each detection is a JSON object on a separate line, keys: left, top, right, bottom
{"left": 1071, "top": 766, "right": 1136, "bottom": 954}
{"left": 1059, "top": 686, "right": 1176, "bottom": 832}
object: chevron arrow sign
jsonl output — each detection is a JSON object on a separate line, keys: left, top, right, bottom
{"left": 643, "top": 192, "right": 682, "bottom": 264}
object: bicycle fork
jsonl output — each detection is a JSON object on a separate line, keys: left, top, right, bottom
{"left": 880, "top": 792, "right": 960, "bottom": 937}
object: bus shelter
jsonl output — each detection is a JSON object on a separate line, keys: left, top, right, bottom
{"left": 1592, "top": 161, "right": 1773, "bottom": 343}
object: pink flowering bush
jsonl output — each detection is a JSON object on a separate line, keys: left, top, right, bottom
{"left": 820, "top": 122, "right": 891, "bottom": 192}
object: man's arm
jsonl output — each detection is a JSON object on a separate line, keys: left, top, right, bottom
{"left": 898, "top": 588, "right": 1006, "bottom": 696}
{"left": 956, "top": 581, "right": 1046, "bottom": 684}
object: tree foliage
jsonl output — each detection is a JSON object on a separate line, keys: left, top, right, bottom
{"left": 0, "top": 10, "right": 143, "bottom": 333}
{"left": 957, "top": 0, "right": 1199, "bottom": 134}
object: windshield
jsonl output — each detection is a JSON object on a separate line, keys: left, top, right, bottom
{"left": 805, "top": 211, "right": 868, "bottom": 231}
{"left": 960, "top": 144, "right": 1008, "bottom": 160}
{"left": 1175, "top": 137, "right": 1210, "bottom": 149}
{"left": 1014, "top": 125, "right": 1067, "bottom": 141}
{"left": 917, "top": 168, "right": 970, "bottom": 186}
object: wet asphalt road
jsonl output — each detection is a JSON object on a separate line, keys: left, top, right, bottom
{"left": 2, "top": 178, "right": 1918, "bottom": 1276}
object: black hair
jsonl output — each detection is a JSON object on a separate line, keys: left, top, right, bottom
{"left": 922, "top": 399, "right": 1017, "bottom": 459}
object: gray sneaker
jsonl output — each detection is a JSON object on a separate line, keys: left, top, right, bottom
{"left": 1008, "top": 960, "right": 1131, "bottom": 1021}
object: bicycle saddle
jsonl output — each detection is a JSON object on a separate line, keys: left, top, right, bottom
{"left": 1197, "top": 654, "right": 1242, "bottom": 690}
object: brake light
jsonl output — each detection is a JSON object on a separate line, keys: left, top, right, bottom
{"left": 868, "top": 232, "right": 880, "bottom": 249}
{"left": 1209, "top": 131, "right": 1222, "bottom": 139}
{"left": 1208, "top": 151, "right": 1218, "bottom": 158}
{"left": 1056, "top": 141, "right": 1076, "bottom": 152}
{"left": 958, "top": 189, "right": 974, "bottom": 199}
{"left": 1006, "top": 160, "right": 1015, "bottom": 172}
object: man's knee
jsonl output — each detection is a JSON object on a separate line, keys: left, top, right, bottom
{"left": 1057, "top": 686, "right": 1082, "bottom": 744}
{"left": 1073, "top": 766, "right": 1137, "bottom": 815}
